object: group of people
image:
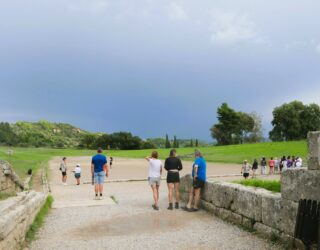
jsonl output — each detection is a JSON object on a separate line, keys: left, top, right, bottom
{"left": 59, "top": 148, "right": 207, "bottom": 211}
{"left": 145, "top": 149, "right": 207, "bottom": 212}
{"left": 241, "top": 155, "right": 303, "bottom": 179}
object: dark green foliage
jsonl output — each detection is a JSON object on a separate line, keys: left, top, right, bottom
{"left": 0, "top": 122, "right": 17, "bottom": 146}
{"left": 195, "top": 139, "right": 199, "bottom": 147}
{"left": 173, "top": 135, "right": 178, "bottom": 148}
{"left": 165, "top": 134, "right": 171, "bottom": 148}
{"left": 210, "top": 103, "right": 258, "bottom": 145}
{"left": 269, "top": 101, "right": 320, "bottom": 141}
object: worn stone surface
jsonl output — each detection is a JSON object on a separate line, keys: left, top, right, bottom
{"left": 0, "top": 160, "right": 24, "bottom": 193}
{"left": 261, "top": 193, "right": 298, "bottom": 236}
{"left": 242, "top": 217, "right": 254, "bottom": 230}
{"left": 0, "top": 191, "right": 46, "bottom": 250}
{"left": 307, "top": 131, "right": 320, "bottom": 170}
{"left": 254, "top": 222, "right": 280, "bottom": 239}
{"left": 281, "top": 168, "right": 320, "bottom": 202}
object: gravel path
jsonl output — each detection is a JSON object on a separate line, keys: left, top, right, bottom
{"left": 29, "top": 157, "right": 282, "bottom": 250}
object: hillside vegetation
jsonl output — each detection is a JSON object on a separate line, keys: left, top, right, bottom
{"left": 0, "top": 120, "right": 89, "bottom": 148}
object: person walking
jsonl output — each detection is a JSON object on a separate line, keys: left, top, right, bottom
{"left": 91, "top": 148, "right": 109, "bottom": 200}
{"left": 164, "top": 149, "right": 183, "bottom": 210}
{"left": 260, "top": 157, "right": 267, "bottom": 175}
{"left": 241, "top": 160, "right": 251, "bottom": 179}
{"left": 60, "top": 157, "right": 68, "bottom": 185}
{"left": 73, "top": 164, "right": 81, "bottom": 185}
{"left": 252, "top": 159, "right": 258, "bottom": 178}
{"left": 280, "top": 156, "right": 286, "bottom": 172}
{"left": 184, "top": 150, "right": 206, "bottom": 212}
{"left": 145, "top": 151, "right": 162, "bottom": 211}
{"left": 268, "top": 157, "right": 275, "bottom": 175}
{"left": 274, "top": 157, "right": 280, "bottom": 174}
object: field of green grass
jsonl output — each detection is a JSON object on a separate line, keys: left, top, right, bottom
{"left": 0, "top": 140, "right": 307, "bottom": 179}
{"left": 234, "top": 179, "right": 281, "bottom": 193}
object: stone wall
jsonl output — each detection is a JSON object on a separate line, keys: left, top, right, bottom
{"left": 0, "top": 160, "right": 24, "bottom": 193}
{"left": 0, "top": 191, "right": 46, "bottom": 250}
{"left": 180, "top": 175, "right": 298, "bottom": 247}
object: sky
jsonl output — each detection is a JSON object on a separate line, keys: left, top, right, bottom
{"left": 0, "top": 0, "right": 320, "bottom": 141}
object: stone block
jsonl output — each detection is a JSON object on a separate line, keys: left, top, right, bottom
{"left": 307, "top": 131, "right": 320, "bottom": 170}
{"left": 281, "top": 169, "right": 320, "bottom": 202}
{"left": 200, "top": 200, "right": 219, "bottom": 215}
{"left": 261, "top": 193, "right": 298, "bottom": 236}
{"left": 242, "top": 217, "right": 254, "bottom": 230}
{"left": 253, "top": 222, "right": 280, "bottom": 239}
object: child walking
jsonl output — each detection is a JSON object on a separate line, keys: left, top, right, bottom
{"left": 74, "top": 164, "right": 81, "bottom": 185}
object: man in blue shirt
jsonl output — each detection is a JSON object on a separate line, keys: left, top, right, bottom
{"left": 91, "top": 148, "right": 109, "bottom": 200}
{"left": 185, "top": 150, "right": 206, "bottom": 212}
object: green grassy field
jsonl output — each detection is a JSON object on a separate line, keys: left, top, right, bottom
{"left": 234, "top": 179, "right": 281, "bottom": 193}
{"left": 0, "top": 140, "right": 307, "bottom": 179}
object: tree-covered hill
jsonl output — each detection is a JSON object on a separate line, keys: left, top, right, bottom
{"left": 0, "top": 120, "right": 89, "bottom": 148}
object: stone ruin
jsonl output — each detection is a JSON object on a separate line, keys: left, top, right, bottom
{"left": 0, "top": 160, "right": 24, "bottom": 193}
{"left": 179, "top": 131, "right": 320, "bottom": 249}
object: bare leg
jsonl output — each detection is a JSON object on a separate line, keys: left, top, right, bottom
{"left": 194, "top": 188, "right": 201, "bottom": 209}
{"left": 167, "top": 183, "right": 174, "bottom": 203}
{"left": 151, "top": 185, "right": 158, "bottom": 206}
{"left": 174, "top": 183, "right": 180, "bottom": 203}
{"left": 99, "top": 184, "right": 104, "bottom": 194}
{"left": 187, "top": 187, "right": 194, "bottom": 209}
{"left": 156, "top": 185, "right": 160, "bottom": 205}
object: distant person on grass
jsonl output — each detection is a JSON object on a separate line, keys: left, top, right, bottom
{"left": 73, "top": 164, "right": 81, "bottom": 185}
{"left": 91, "top": 148, "right": 109, "bottom": 200}
{"left": 241, "top": 160, "right": 251, "bottom": 179}
{"left": 164, "top": 149, "right": 183, "bottom": 210}
{"left": 60, "top": 157, "right": 68, "bottom": 185}
{"left": 184, "top": 150, "right": 206, "bottom": 212}
{"left": 252, "top": 159, "right": 258, "bottom": 178}
{"left": 145, "top": 151, "right": 162, "bottom": 211}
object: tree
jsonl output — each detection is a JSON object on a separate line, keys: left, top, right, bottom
{"left": 246, "top": 112, "right": 264, "bottom": 143}
{"left": 269, "top": 101, "right": 320, "bottom": 141}
{"left": 210, "top": 103, "right": 259, "bottom": 145}
{"left": 195, "top": 139, "right": 199, "bottom": 147}
{"left": 190, "top": 139, "right": 194, "bottom": 147}
{"left": 165, "top": 134, "right": 171, "bottom": 148}
{"left": 173, "top": 136, "right": 178, "bottom": 148}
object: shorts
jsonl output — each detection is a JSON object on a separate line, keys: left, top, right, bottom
{"left": 75, "top": 173, "right": 81, "bottom": 179}
{"left": 243, "top": 173, "right": 249, "bottom": 178}
{"left": 193, "top": 178, "right": 205, "bottom": 189}
{"left": 148, "top": 177, "right": 161, "bottom": 186}
{"left": 94, "top": 171, "right": 105, "bottom": 184}
{"left": 62, "top": 171, "right": 67, "bottom": 177}
{"left": 167, "top": 172, "right": 180, "bottom": 183}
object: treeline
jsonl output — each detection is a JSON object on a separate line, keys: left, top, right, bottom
{"left": 210, "top": 100, "right": 320, "bottom": 145}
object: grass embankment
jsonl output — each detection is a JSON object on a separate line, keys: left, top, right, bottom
{"left": 0, "top": 140, "right": 307, "bottom": 180}
{"left": 234, "top": 179, "right": 281, "bottom": 193}
{"left": 25, "top": 195, "right": 53, "bottom": 243}
{"left": 0, "top": 192, "right": 16, "bottom": 201}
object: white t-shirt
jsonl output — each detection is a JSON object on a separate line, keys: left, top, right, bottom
{"left": 148, "top": 158, "right": 162, "bottom": 178}
{"left": 74, "top": 166, "right": 81, "bottom": 174}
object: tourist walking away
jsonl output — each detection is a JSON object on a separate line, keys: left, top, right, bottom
{"left": 145, "top": 151, "right": 162, "bottom": 211}
{"left": 274, "top": 157, "right": 280, "bottom": 173}
{"left": 60, "top": 157, "right": 68, "bottom": 185}
{"left": 241, "top": 160, "right": 251, "bottom": 179}
{"left": 260, "top": 157, "right": 267, "bottom": 175}
{"left": 252, "top": 159, "right": 258, "bottom": 178}
{"left": 73, "top": 164, "right": 81, "bottom": 185}
{"left": 91, "top": 148, "right": 109, "bottom": 200}
{"left": 280, "top": 156, "right": 286, "bottom": 172}
{"left": 295, "top": 156, "right": 303, "bottom": 168}
{"left": 109, "top": 157, "right": 113, "bottom": 169}
{"left": 268, "top": 157, "right": 275, "bottom": 175}
{"left": 184, "top": 150, "right": 206, "bottom": 212}
{"left": 287, "top": 156, "right": 292, "bottom": 168}
{"left": 164, "top": 149, "right": 183, "bottom": 210}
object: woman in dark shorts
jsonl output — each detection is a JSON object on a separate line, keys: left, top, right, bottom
{"left": 164, "top": 149, "right": 183, "bottom": 210}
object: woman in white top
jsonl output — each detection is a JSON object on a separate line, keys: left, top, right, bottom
{"left": 145, "top": 151, "right": 162, "bottom": 211}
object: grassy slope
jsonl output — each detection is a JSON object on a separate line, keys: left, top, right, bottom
{"left": 234, "top": 179, "right": 281, "bottom": 193}
{"left": 0, "top": 141, "right": 307, "bottom": 179}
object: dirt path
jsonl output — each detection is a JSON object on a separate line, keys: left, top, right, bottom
{"left": 30, "top": 157, "right": 281, "bottom": 250}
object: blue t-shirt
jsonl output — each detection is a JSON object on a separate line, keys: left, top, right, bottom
{"left": 92, "top": 154, "right": 107, "bottom": 173}
{"left": 192, "top": 157, "right": 206, "bottom": 181}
